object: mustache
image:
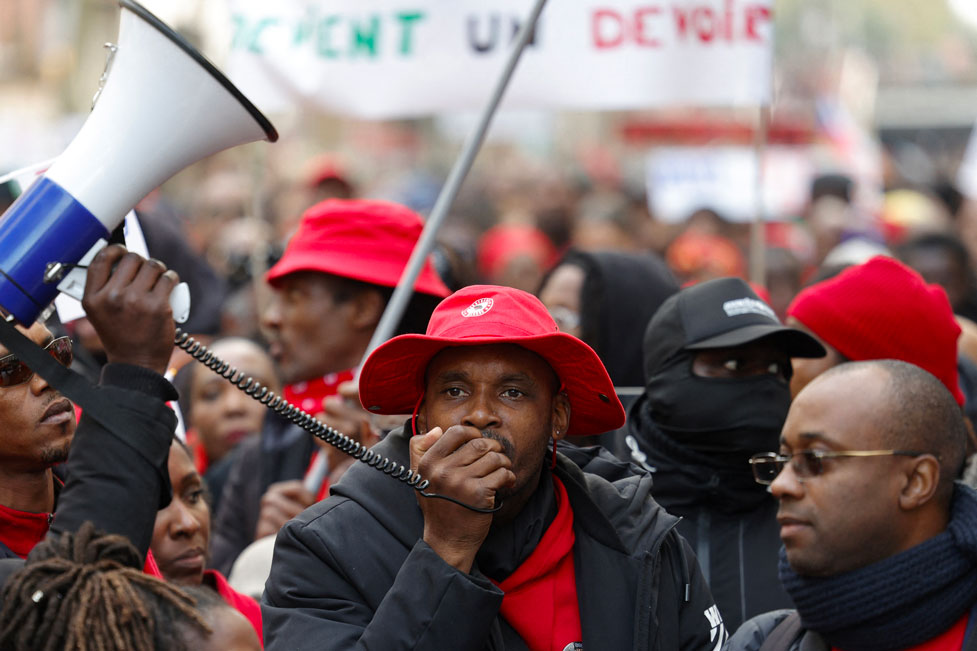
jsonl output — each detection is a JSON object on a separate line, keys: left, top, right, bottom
{"left": 480, "top": 431, "right": 514, "bottom": 460}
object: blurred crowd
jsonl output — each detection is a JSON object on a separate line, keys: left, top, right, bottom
{"left": 85, "top": 141, "right": 977, "bottom": 338}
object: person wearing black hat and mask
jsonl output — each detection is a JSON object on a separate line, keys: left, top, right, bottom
{"left": 626, "top": 277, "right": 825, "bottom": 632}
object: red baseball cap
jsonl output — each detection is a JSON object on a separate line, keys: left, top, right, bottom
{"left": 266, "top": 199, "right": 450, "bottom": 298}
{"left": 359, "top": 285, "right": 625, "bottom": 437}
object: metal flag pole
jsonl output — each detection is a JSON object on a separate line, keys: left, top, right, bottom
{"left": 749, "top": 104, "right": 770, "bottom": 287}
{"left": 359, "top": 0, "right": 549, "bottom": 365}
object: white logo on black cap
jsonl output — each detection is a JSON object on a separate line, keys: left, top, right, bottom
{"left": 462, "top": 298, "right": 494, "bottom": 317}
{"left": 722, "top": 298, "right": 776, "bottom": 320}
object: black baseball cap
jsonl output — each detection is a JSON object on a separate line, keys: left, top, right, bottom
{"left": 644, "top": 277, "right": 825, "bottom": 372}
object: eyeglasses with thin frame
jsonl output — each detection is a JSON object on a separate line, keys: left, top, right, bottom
{"left": 749, "top": 449, "right": 924, "bottom": 485}
{"left": 0, "top": 337, "right": 73, "bottom": 388}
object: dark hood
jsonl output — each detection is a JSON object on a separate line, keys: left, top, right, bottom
{"left": 549, "top": 250, "right": 678, "bottom": 387}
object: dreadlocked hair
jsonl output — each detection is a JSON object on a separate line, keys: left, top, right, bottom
{"left": 0, "top": 521, "right": 211, "bottom": 651}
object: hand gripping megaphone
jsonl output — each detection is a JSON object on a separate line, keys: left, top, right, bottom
{"left": 0, "top": 0, "right": 277, "bottom": 325}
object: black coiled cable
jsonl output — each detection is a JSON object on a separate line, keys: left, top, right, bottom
{"left": 174, "top": 328, "right": 501, "bottom": 514}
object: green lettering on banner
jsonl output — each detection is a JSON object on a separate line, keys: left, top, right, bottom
{"left": 317, "top": 15, "right": 341, "bottom": 58}
{"left": 395, "top": 12, "right": 425, "bottom": 55}
{"left": 351, "top": 15, "right": 380, "bottom": 58}
{"left": 250, "top": 18, "right": 279, "bottom": 54}
{"left": 293, "top": 8, "right": 318, "bottom": 46}
{"left": 230, "top": 14, "right": 279, "bottom": 54}
{"left": 231, "top": 14, "right": 247, "bottom": 50}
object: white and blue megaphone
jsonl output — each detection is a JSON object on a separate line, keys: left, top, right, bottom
{"left": 0, "top": 0, "right": 277, "bottom": 325}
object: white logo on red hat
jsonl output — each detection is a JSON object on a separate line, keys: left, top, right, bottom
{"left": 462, "top": 298, "right": 494, "bottom": 317}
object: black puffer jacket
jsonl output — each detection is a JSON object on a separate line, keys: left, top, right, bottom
{"left": 262, "top": 426, "right": 727, "bottom": 650}
{"left": 723, "top": 610, "right": 819, "bottom": 651}
{"left": 627, "top": 396, "right": 791, "bottom": 632}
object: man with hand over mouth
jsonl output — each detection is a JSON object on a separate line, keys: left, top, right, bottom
{"left": 263, "top": 285, "right": 724, "bottom": 650}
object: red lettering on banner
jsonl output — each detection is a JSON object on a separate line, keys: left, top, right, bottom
{"left": 745, "top": 4, "right": 771, "bottom": 41}
{"left": 633, "top": 7, "right": 662, "bottom": 46}
{"left": 692, "top": 6, "right": 715, "bottom": 42}
{"left": 593, "top": 9, "right": 626, "bottom": 48}
{"left": 723, "top": 0, "right": 735, "bottom": 40}
{"left": 592, "top": 2, "right": 770, "bottom": 50}
{"left": 672, "top": 5, "right": 689, "bottom": 39}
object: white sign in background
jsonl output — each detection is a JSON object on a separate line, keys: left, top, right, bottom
{"left": 226, "top": 0, "right": 773, "bottom": 119}
{"left": 646, "top": 146, "right": 814, "bottom": 223}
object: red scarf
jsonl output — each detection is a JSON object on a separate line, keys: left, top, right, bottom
{"left": 493, "top": 478, "right": 582, "bottom": 651}
{"left": 288, "top": 370, "right": 354, "bottom": 501}
{"left": 0, "top": 501, "right": 51, "bottom": 558}
{"left": 283, "top": 370, "right": 355, "bottom": 414}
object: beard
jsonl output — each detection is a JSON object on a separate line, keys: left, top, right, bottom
{"left": 39, "top": 437, "right": 71, "bottom": 466}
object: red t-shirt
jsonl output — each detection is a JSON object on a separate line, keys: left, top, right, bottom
{"left": 0, "top": 501, "right": 51, "bottom": 558}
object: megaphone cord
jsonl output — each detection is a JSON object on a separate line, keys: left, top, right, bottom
{"left": 174, "top": 328, "right": 502, "bottom": 514}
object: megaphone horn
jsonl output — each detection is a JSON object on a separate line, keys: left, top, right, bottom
{"left": 0, "top": 0, "right": 277, "bottom": 325}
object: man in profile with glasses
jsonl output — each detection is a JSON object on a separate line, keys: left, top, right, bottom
{"left": 727, "top": 359, "right": 977, "bottom": 650}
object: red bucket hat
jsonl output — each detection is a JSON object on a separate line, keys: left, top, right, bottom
{"left": 266, "top": 199, "right": 450, "bottom": 298}
{"left": 359, "top": 285, "right": 625, "bottom": 437}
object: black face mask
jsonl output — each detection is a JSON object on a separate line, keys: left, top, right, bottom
{"left": 645, "top": 353, "right": 791, "bottom": 463}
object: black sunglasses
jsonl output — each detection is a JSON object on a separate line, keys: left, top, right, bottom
{"left": 0, "top": 337, "right": 73, "bottom": 388}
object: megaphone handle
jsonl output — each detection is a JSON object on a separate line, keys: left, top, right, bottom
{"left": 53, "top": 239, "right": 191, "bottom": 323}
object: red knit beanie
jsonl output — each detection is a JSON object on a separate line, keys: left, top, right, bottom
{"left": 787, "top": 256, "right": 964, "bottom": 406}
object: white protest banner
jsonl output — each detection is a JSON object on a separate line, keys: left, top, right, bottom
{"left": 226, "top": 0, "right": 772, "bottom": 118}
